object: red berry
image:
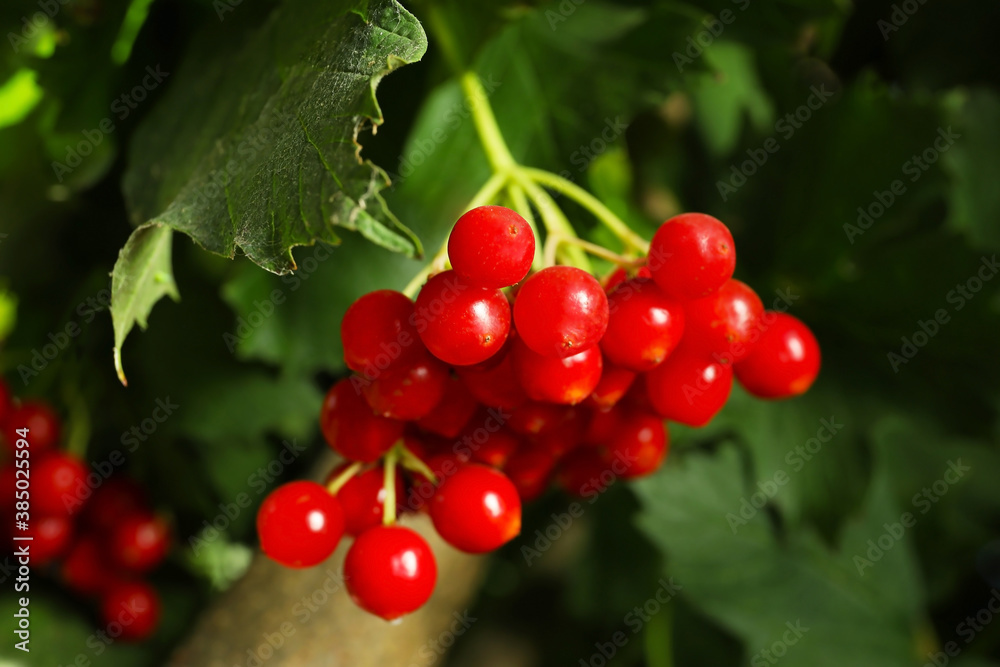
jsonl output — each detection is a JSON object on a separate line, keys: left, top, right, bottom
{"left": 82, "top": 477, "right": 147, "bottom": 535}
{"left": 503, "top": 447, "right": 555, "bottom": 501}
{"left": 586, "top": 363, "right": 637, "bottom": 409}
{"left": 257, "top": 481, "right": 345, "bottom": 568}
{"left": 469, "top": 427, "right": 522, "bottom": 468}
{"left": 109, "top": 512, "right": 171, "bottom": 573}
{"left": 735, "top": 312, "right": 821, "bottom": 398}
{"left": 448, "top": 206, "right": 535, "bottom": 288}
{"left": 62, "top": 536, "right": 120, "bottom": 595}
{"left": 645, "top": 352, "right": 732, "bottom": 426}
{"left": 513, "top": 266, "right": 609, "bottom": 358}
{"left": 101, "top": 581, "right": 160, "bottom": 641}
{"left": 605, "top": 412, "right": 668, "bottom": 479}
{"left": 512, "top": 340, "right": 603, "bottom": 405}
{"left": 430, "top": 464, "right": 521, "bottom": 553}
{"left": 320, "top": 380, "right": 403, "bottom": 462}
{"left": 360, "top": 350, "right": 449, "bottom": 420}
{"left": 344, "top": 525, "right": 437, "bottom": 620}
{"left": 531, "top": 410, "right": 584, "bottom": 459}
{"left": 601, "top": 278, "right": 685, "bottom": 371}
{"left": 3, "top": 401, "right": 60, "bottom": 454}
{"left": 20, "top": 515, "right": 72, "bottom": 566}
{"left": 583, "top": 405, "right": 623, "bottom": 446}
{"left": 32, "top": 452, "right": 88, "bottom": 516}
{"left": 415, "top": 270, "right": 511, "bottom": 366}
{"left": 416, "top": 377, "right": 479, "bottom": 438}
{"left": 327, "top": 465, "right": 405, "bottom": 537}
{"left": 602, "top": 264, "right": 652, "bottom": 293}
{"left": 648, "top": 213, "right": 735, "bottom": 299}
{"left": 507, "top": 401, "right": 574, "bottom": 436}
{"left": 556, "top": 448, "right": 614, "bottom": 497}
{"left": 455, "top": 342, "right": 528, "bottom": 409}
{"left": 341, "top": 290, "right": 422, "bottom": 374}
{"left": 682, "top": 279, "right": 764, "bottom": 363}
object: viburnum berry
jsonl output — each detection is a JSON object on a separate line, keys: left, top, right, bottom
{"left": 415, "top": 270, "right": 511, "bottom": 366}
{"left": 327, "top": 464, "right": 405, "bottom": 537}
{"left": 448, "top": 206, "right": 535, "bottom": 288}
{"left": 101, "top": 581, "right": 160, "bottom": 641}
{"left": 3, "top": 401, "right": 60, "bottom": 454}
{"left": 32, "top": 452, "right": 88, "bottom": 516}
{"left": 602, "top": 264, "right": 652, "bottom": 293}
{"left": 735, "top": 312, "right": 821, "bottom": 398}
{"left": 20, "top": 515, "right": 73, "bottom": 566}
{"left": 601, "top": 278, "right": 685, "bottom": 371}
{"left": 502, "top": 446, "right": 555, "bottom": 501}
{"left": 507, "top": 401, "right": 574, "bottom": 436}
{"left": 645, "top": 351, "right": 733, "bottom": 426}
{"left": 109, "top": 512, "right": 171, "bottom": 573}
{"left": 604, "top": 411, "right": 668, "bottom": 479}
{"left": 586, "top": 363, "right": 636, "bottom": 409}
{"left": 257, "top": 481, "right": 345, "bottom": 568}
{"left": 556, "top": 448, "right": 613, "bottom": 498}
{"left": 361, "top": 350, "right": 449, "bottom": 420}
{"left": 682, "top": 279, "right": 764, "bottom": 363}
{"left": 649, "top": 213, "right": 736, "bottom": 300}
{"left": 344, "top": 525, "right": 437, "bottom": 620}
{"left": 583, "top": 404, "right": 623, "bottom": 446}
{"left": 513, "top": 266, "right": 609, "bottom": 358}
{"left": 430, "top": 464, "right": 521, "bottom": 553}
{"left": 320, "top": 380, "right": 403, "bottom": 462}
{"left": 62, "top": 536, "right": 120, "bottom": 595}
{"left": 82, "top": 477, "right": 147, "bottom": 534}
{"left": 512, "top": 339, "right": 603, "bottom": 405}
{"left": 469, "top": 427, "right": 522, "bottom": 468}
{"left": 532, "top": 415, "right": 584, "bottom": 459}
{"left": 416, "top": 377, "right": 479, "bottom": 437}
{"left": 341, "top": 290, "right": 422, "bottom": 374}
{"left": 455, "top": 340, "right": 528, "bottom": 409}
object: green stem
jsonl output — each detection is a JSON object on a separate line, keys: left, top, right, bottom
{"left": 549, "top": 234, "right": 647, "bottom": 266}
{"left": 326, "top": 461, "right": 363, "bottom": 495}
{"left": 398, "top": 444, "right": 438, "bottom": 484}
{"left": 523, "top": 167, "right": 650, "bottom": 252}
{"left": 461, "top": 71, "right": 516, "bottom": 173}
{"left": 506, "top": 183, "right": 544, "bottom": 270}
{"left": 382, "top": 445, "right": 401, "bottom": 526}
{"left": 514, "top": 172, "right": 591, "bottom": 270}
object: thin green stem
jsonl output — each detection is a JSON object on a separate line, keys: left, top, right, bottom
{"left": 382, "top": 445, "right": 400, "bottom": 526}
{"left": 523, "top": 167, "right": 650, "bottom": 253}
{"left": 514, "top": 173, "right": 591, "bottom": 270}
{"left": 398, "top": 444, "right": 438, "bottom": 484}
{"left": 506, "top": 183, "right": 544, "bottom": 270}
{"left": 326, "top": 461, "right": 363, "bottom": 495}
{"left": 548, "top": 234, "right": 647, "bottom": 267}
{"left": 461, "top": 71, "right": 516, "bottom": 172}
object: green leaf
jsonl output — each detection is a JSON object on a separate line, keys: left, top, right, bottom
{"left": 121, "top": 0, "right": 426, "bottom": 271}
{"left": 111, "top": 222, "right": 179, "bottom": 385}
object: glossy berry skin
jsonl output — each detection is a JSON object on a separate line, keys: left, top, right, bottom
{"left": 469, "top": 427, "right": 522, "bottom": 468}
{"left": 257, "top": 481, "right": 345, "bottom": 568}
{"left": 645, "top": 352, "right": 733, "bottom": 426}
{"left": 327, "top": 465, "right": 405, "bottom": 537}
{"left": 21, "top": 515, "right": 72, "bottom": 566}
{"left": 649, "top": 213, "right": 736, "bottom": 300}
{"left": 448, "top": 206, "right": 535, "bottom": 288}
{"left": 430, "top": 464, "right": 521, "bottom": 553}
{"left": 512, "top": 340, "right": 603, "bottom": 405}
{"left": 62, "top": 536, "right": 119, "bottom": 595}
{"left": 602, "top": 265, "right": 652, "bottom": 293}
{"left": 32, "top": 452, "right": 88, "bottom": 516}
{"left": 341, "top": 290, "right": 422, "bottom": 374}
{"left": 416, "top": 377, "right": 479, "bottom": 438}
{"left": 683, "top": 279, "right": 764, "bottom": 364}
{"left": 602, "top": 278, "right": 685, "bottom": 372}
{"left": 361, "top": 351, "right": 449, "bottom": 420}
{"left": 321, "top": 380, "right": 403, "bottom": 462}
{"left": 415, "top": 270, "right": 511, "bottom": 366}
{"left": 503, "top": 447, "right": 555, "bottom": 501}
{"left": 587, "top": 364, "right": 636, "bottom": 409}
{"left": 735, "top": 312, "right": 821, "bottom": 398}
{"left": 109, "top": 512, "right": 171, "bottom": 573}
{"left": 82, "top": 477, "right": 147, "bottom": 535}
{"left": 3, "top": 401, "right": 60, "bottom": 454}
{"left": 514, "top": 266, "right": 609, "bottom": 358}
{"left": 605, "top": 412, "right": 668, "bottom": 479}
{"left": 507, "top": 401, "right": 574, "bottom": 435}
{"left": 101, "top": 581, "right": 160, "bottom": 641}
{"left": 344, "top": 525, "right": 437, "bottom": 620}
{"left": 455, "top": 342, "right": 528, "bottom": 409}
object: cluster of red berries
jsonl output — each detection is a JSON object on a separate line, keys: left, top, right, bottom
{"left": 256, "top": 206, "right": 821, "bottom": 621}
{"left": 0, "top": 381, "right": 169, "bottom": 641}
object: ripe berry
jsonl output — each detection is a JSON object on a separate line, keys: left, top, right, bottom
{"left": 735, "top": 312, "right": 821, "bottom": 398}
{"left": 344, "top": 525, "right": 437, "bottom": 620}
{"left": 455, "top": 341, "right": 528, "bottom": 409}
{"left": 507, "top": 401, "right": 574, "bottom": 436}
{"left": 683, "top": 279, "right": 764, "bottom": 363}
{"left": 602, "top": 264, "right": 652, "bottom": 293}
{"left": 601, "top": 278, "right": 685, "bottom": 371}
{"left": 62, "top": 536, "right": 119, "bottom": 595}
{"left": 649, "top": 213, "right": 735, "bottom": 299}
{"left": 320, "top": 380, "right": 403, "bottom": 462}
{"left": 430, "top": 464, "right": 521, "bottom": 553}
{"left": 82, "top": 477, "right": 147, "bottom": 535}
{"left": 556, "top": 448, "right": 613, "bottom": 497}
{"left": 101, "top": 581, "right": 160, "bottom": 641}
{"left": 416, "top": 377, "right": 479, "bottom": 437}
{"left": 502, "top": 447, "right": 555, "bottom": 501}
{"left": 583, "top": 405, "right": 623, "bottom": 445}
{"left": 415, "top": 270, "right": 511, "bottom": 366}
{"left": 512, "top": 340, "right": 603, "bottom": 405}
{"left": 587, "top": 364, "right": 636, "bottom": 409}
{"left": 21, "top": 515, "right": 73, "bottom": 566}
{"left": 327, "top": 464, "right": 405, "bottom": 537}
{"left": 645, "top": 352, "right": 733, "bottom": 426}
{"left": 605, "top": 412, "right": 668, "bottom": 479}
{"left": 109, "top": 512, "right": 171, "bottom": 573}
{"left": 257, "top": 481, "right": 345, "bottom": 568}
{"left": 341, "top": 290, "right": 422, "bottom": 374}
{"left": 361, "top": 350, "right": 449, "bottom": 420}
{"left": 448, "top": 206, "right": 535, "bottom": 288}
{"left": 3, "top": 401, "right": 60, "bottom": 454}
{"left": 32, "top": 452, "right": 88, "bottom": 516}
{"left": 469, "top": 427, "right": 521, "bottom": 468}
{"left": 514, "top": 266, "right": 609, "bottom": 358}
